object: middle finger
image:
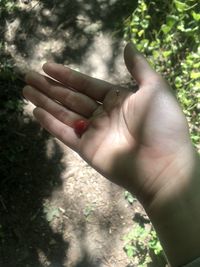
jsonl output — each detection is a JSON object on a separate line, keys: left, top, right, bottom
{"left": 25, "top": 72, "right": 99, "bottom": 117}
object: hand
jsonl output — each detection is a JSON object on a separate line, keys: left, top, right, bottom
{"left": 23, "top": 43, "right": 192, "bottom": 208}
{"left": 24, "top": 43, "right": 200, "bottom": 266}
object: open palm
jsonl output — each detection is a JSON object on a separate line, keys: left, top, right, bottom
{"left": 24, "top": 43, "right": 191, "bottom": 205}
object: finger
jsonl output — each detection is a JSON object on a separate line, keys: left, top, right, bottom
{"left": 42, "top": 62, "right": 113, "bottom": 101}
{"left": 25, "top": 72, "right": 98, "bottom": 117}
{"left": 23, "top": 85, "right": 86, "bottom": 127}
{"left": 33, "top": 107, "right": 79, "bottom": 151}
{"left": 124, "top": 43, "right": 158, "bottom": 85}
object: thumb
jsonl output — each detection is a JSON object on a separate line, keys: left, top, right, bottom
{"left": 124, "top": 43, "right": 157, "bottom": 85}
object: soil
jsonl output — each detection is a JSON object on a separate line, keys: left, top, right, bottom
{"left": 0, "top": 1, "right": 168, "bottom": 266}
{"left": 0, "top": 97, "right": 149, "bottom": 267}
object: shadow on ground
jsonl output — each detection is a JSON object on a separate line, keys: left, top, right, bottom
{"left": 0, "top": 77, "right": 69, "bottom": 267}
{"left": 0, "top": 78, "right": 130, "bottom": 267}
{"left": 1, "top": 0, "right": 138, "bottom": 75}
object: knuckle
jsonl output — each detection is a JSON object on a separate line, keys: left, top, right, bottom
{"left": 64, "top": 91, "right": 71, "bottom": 104}
{"left": 41, "top": 95, "right": 49, "bottom": 108}
{"left": 57, "top": 108, "right": 68, "bottom": 122}
{"left": 60, "top": 127, "right": 67, "bottom": 140}
{"left": 64, "top": 91, "right": 76, "bottom": 109}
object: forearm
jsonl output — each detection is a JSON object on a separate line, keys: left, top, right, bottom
{"left": 145, "top": 147, "right": 200, "bottom": 267}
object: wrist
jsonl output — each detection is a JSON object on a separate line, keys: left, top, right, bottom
{"left": 145, "top": 145, "right": 200, "bottom": 266}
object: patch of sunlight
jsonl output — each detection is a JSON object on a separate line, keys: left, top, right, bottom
{"left": 5, "top": 18, "right": 20, "bottom": 42}
{"left": 45, "top": 138, "right": 57, "bottom": 160}
{"left": 37, "top": 248, "right": 51, "bottom": 266}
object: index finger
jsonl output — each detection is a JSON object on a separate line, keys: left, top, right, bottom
{"left": 43, "top": 62, "right": 113, "bottom": 101}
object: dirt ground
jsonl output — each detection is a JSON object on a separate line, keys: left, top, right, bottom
{"left": 0, "top": 1, "right": 168, "bottom": 267}
{"left": 0, "top": 101, "right": 144, "bottom": 267}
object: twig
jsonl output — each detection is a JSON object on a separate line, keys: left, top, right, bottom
{"left": 14, "top": 131, "right": 26, "bottom": 137}
{"left": 0, "top": 195, "right": 8, "bottom": 212}
{"left": 30, "top": 207, "right": 42, "bottom": 221}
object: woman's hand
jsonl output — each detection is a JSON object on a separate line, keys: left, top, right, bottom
{"left": 23, "top": 43, "right": 200, "bottom": 266}
{"left": 23, "top": 43, "right": 192, "bottom": 207}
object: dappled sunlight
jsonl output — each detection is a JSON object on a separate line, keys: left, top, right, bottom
{"left": 0, "top": 73, "right": 138, "bottom": 267}
{"left": 37, "top": 248, "right": 51, "bottom": 267}
{"left": 2, "top": 0, "right": 136, "bottom": 77}
{"left": 0, "top": 0, "right": 173, "bottom": 266}
{"left": 1, "top": 0, "right": 199, "bottom": 266}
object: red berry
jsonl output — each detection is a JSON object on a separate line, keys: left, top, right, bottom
{"left": 73, "top": 119, "right": 89, "bottom": 137}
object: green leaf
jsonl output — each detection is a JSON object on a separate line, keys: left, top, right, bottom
{"left": 163, "top": 50, "right": 172, "bottom": 58}
{"left": 140, "top": 1, "right": 147, "bottom": 12}
{"left": 152, "top": 50, "right": 160, "bottom": 59}
{"left": 191, "top": 11, "right": 200, "bottom": 21}
{"left": 174, "top": 0, "right": 189, "bottom": 12}
{"left": 191, "top": 135, "right": 200, "bottom": 142}
{"left": 124, "top": 191, "right": 135, "bottom": 204}
{"left": 138, "top": 29, "right": 144, "bottom": 37}
{"left": 124, "top": 244, "right": 135, "bottom": 257}
{"left": 177, "top": 21, "right": 185, "bottom": 32}
{"left": 46, "top": 208, "right": 59, "bottom": 222}
{"left": 175, "top": 77, "right": 183, "bottom": 88}
{"left": 43, "top": 205, "right": 60, "bottom": 222}
{"left": 140, "top": 39, "right": 149, "bottom": 48}
{"left": 193, "top": 62, "right": 200, "bottom": 68}
{"left": 190, "top": 72, "right": 200, "bottom": 79}
{"left": 166, "top": 15, "right": 178, "bottom": 30}
{"left": 161, "top": 24, "right": 171, "bottom": 34}
{"left": 141, "top": 19, "right": 149, "bottom": 29}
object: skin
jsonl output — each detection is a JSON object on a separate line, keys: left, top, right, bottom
{"left": 23, "top": 43, "right": 200, "bottom": 266}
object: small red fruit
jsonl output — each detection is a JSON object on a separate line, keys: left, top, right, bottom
{"left": 73, "top": 119, "right": 89, "bottom": 137}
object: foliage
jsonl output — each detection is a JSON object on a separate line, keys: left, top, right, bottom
{"left": 124, "top": 191, "right": 166, "bottom": 266}
{"left": 124, "top": 191, "right": 136, "bottom": 204}
{"left": 122, "top": 2, "right": 199, "bottom": 264}
{"left": 0, "top": 0, "right": 17, "bottom": 14}
{"left": 123, "top": 224, "right": 165, "bottom": 267}
{"left": 43, "top": 204, "right": 60, "bottom": 222}
{"left": 123, "top": 1, "right": 199, "bottom": 264}
{"left": 83, "top": 204, "right": 95, "bottom": 218}
{"left": 124, "top": 0, "right": 200, "bottom": 148}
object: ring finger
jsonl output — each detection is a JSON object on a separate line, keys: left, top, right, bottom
{"left": 23, "top": 85, "right": 88, "bottom": 127}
